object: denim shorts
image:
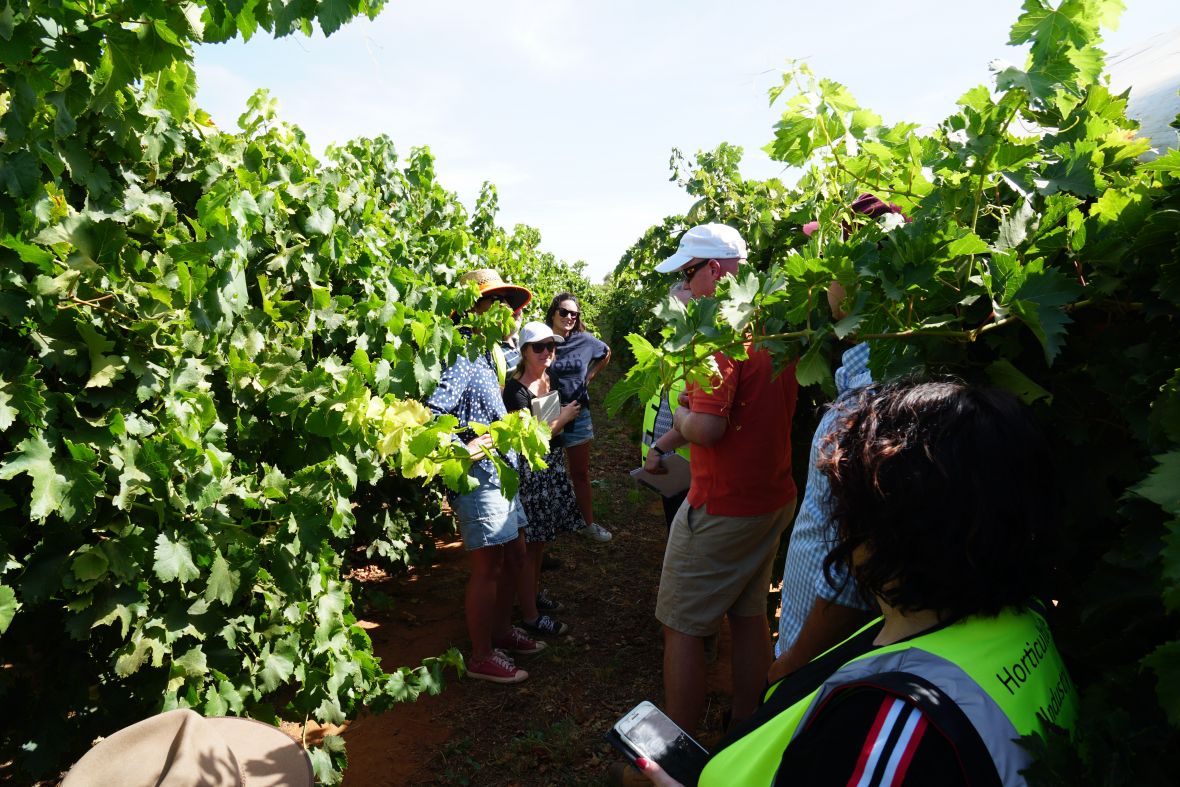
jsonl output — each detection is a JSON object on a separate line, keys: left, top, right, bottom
{"left": 557, "top": 407, "right": 594, "bottom": 448}
{"left": 453, "top": 462, "right": 528, "bottom": 550}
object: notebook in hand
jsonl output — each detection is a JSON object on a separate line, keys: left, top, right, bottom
{"left": 630, "top": 452, "right": 691, "bottom": 497}
{"left": 530, "top": 391, "right": 561, "bottom": 424}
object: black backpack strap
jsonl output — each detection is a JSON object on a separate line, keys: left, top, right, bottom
{"left": 792, "top": 672, "right": 1002, "bottom": 787}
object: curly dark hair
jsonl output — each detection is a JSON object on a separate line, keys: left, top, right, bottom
{"left": 820, "top": 379, "right": 1058, "bottom": 620}
{"left": 546, "top": 292, "right": 586, "bottom": 334}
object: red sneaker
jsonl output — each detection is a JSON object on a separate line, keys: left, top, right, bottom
{"left": 466, "top": 650, "right": 529, "bottom": 684}
{"left": 492, "top": 626, "right": 548, "bottom": 655}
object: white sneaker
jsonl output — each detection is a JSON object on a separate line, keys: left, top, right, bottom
{"left": 579, "top": 522, "right": 612, "bottom": 542}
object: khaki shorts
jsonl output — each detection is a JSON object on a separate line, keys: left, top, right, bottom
{"left": 656, "top": 499, "right": 797, "bottom": 637}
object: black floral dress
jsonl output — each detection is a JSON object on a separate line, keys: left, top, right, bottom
{"left": 503, "top": 378, "right": 585, "bottom": 542}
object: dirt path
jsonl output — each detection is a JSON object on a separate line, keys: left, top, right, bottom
{"left": 339, "top": 389, "right": 740, "bottom": 785}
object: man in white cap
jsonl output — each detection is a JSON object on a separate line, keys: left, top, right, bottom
{"left": 643, "top": 223, "right": 799, "bottom": 735}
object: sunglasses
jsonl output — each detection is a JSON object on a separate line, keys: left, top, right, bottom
{"left": 557, "top": 307, "right": 580, "bottom": 320}
{"left": 478, "top": 293, "right": 511, "bottom": 305}
{"left": 680, "top": 260, "right": 711, "bottom": 282}
{"left": 528, "top": 342, "right": 557, "bottom": 354}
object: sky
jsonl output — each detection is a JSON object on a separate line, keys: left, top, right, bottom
{"left": 194, "top": 1, "right": 1179, "bottom": 283}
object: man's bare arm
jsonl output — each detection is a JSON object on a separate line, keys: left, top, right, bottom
{"left": 768, "top": 597, "right": 875, "bottom": 683}
{"left": 672, "top": 407, "right": 727, "bottom": 447}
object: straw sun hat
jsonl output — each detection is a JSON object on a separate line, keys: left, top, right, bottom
{"left": 458, "top": 268, "right": 533, "bottom": 311}
{"left": 61, "top": 709, "right": 314, "bottom": 787}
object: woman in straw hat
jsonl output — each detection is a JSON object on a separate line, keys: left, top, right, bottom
{"left": 425, "top": 269, "right": 546, "bottom": 684}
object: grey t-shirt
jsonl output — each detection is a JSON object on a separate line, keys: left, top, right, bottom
{"left": 547, "top": 330, "right": 608, "bottom": 408}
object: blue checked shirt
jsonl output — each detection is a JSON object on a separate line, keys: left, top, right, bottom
{"left": 775, "top": 343, "right": 875, "bottom": 657}
{"left": 501, "top": 339, "right": 521, "bottom": 376}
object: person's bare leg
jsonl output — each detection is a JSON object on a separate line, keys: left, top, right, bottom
{"left": 516, "top": 538, "right": 542, "bottom": 622}
{"left": 728, "top": 612, "right": 773, "bottom": 724}
{"left": 466, "top": 545, "right": 504, "bottom": 661}
{"left": 663, "top": 625, "right": 707, "bottom": 735}
{"left": 496, "top": 531, "right": 526, "bottom": 636}
{"left": 531, "top": 542, "right": 545, "bottom": 595}
{"left": 565, "top": 441, "right": 595, "bottom": 526}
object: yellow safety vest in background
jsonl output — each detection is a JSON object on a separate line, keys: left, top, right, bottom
{"left": 640, "top": 379, "right": 691, "bottom": 462}
{"left": 492, "top": 344, "right": 507, "bottom": 388}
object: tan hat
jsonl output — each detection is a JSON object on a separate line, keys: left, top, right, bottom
{"left": 61, "top": 709, "right": 314, "bottom": 787}
{"left": 459, "top": 268, "right": 533, "bottom": 311}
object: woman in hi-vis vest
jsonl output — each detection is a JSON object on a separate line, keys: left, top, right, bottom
{"left": 636, "top": 379, "right": 1078, "bottom": 787}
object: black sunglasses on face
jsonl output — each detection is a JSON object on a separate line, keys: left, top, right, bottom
{"left": 528, "top": 342, "right": 557, "bottom": 353}
{"left": 478, "top": 293, "right": 511, "bottom": 305}
{"left": 557, "top": 307, "right": 580, "bottom": 319}
{"left": 681, "top": 260, "right": 710, "bottom": 281}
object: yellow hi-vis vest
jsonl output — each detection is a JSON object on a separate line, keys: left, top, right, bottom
{"left": 492, "top": 344, "right": 507, "bottom": 388}
{"left": 701, "top": 606, "right": 1078, "bottom": 787}
{"left": 640, "top": 380, "right": 691, "bottom": 462}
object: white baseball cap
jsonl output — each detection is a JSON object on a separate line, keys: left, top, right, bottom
{"left": 517, "top": 321, "right": 565, "bottom": 346}
{"left": 655, "top": 223, "right": 748, "bottom": 273}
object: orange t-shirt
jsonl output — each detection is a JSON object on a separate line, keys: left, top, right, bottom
{"left": 685, "top": 348, "right": 798, "bottom": 517}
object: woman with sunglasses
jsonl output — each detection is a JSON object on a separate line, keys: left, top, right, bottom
{"left": 426, "top": 270, "right": 545, "bottom": 684}
{"left": 546, "top": 293, "right": 613, "bottom": 542}
{"left": 502, "top": 321, "right": 584, "bottom": 637}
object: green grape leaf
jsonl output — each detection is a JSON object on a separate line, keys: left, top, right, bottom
{"left": 317, "top": 0, "right": 353, "bottom": 35}
{"left": 258, "top": 644, "right": 296, "bottom": 692}
{"left": 1131, "top": 452, "right": 1180, "bottom": 514}
{"left": 315, "top": 584, "right": 347, "bottom": 644}
{"left": 76, "top": 321, "right": 126, "bottom": 389}
{"left": 115, "top": 629, "right": 167, "bottom": 677}
{"left": 985, "top": 359, "right": 1053, "bottom": 405}
{"left": 0, "top": 584, "right": 18, "bottom": 634}
{"left": 1141, "top": 149, "right": 1180, "bottom": 175}
{"left": 206, "top": 680, "right": 245, "bottom": 716}
{"left": 1008, "top": 1, "right": 1092, "bottom": 48}
{"left": 793, "top": 338, "right": 831, "bottom": 389}
{"left": 205, "top": 551, "right": 239, "bottom": 606}
{"left": 496, "top": 460, "right": 520, "bottom": 501}
{"left": 0, "top": 5, "right": 15, "bottom": 42}
{"left": 0, "top": 382, "right": 16, "bottom": 432}
{"left": 308, "top": 737, "right": 347, "bottom": 786}
{"left": 1008, "top": 299, "right": 1071, "bottom": 365}
{"left": 305, "top": 206, "right": 336, "bottom": 236}
{"left": 996, "top": 199, "right": 1036, "bottom": 251}
{"left": 0, "top": 431, "right": 70, "bottom": 520}
{"left": 71, "top": 547, "right": 110, "bottom": 581}
{"left": 718, "top": 272, "right": 760, "bottom": 331}
{"left": 439, "top": 458, "right": 475, "bottom": 493}
{"left": 316, "top": 695, "right": 346, "bottom": 725}
{"left": 946, "top": 231, "right": 991, "bottom": 257}
{"left": 153, "top": 533, "right": 200, "bottom": 585}
{"left": 173, "top": 645, "right": 208, "bottom": 677}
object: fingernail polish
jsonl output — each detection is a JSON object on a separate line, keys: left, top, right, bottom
{"left": 636, "top": 757, "right": 649, "bottom": 770}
